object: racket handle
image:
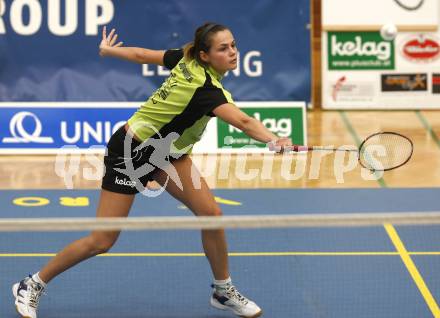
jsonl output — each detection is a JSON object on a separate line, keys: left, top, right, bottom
{"left": 284, "top": 145, "right": 312, "bottom": 152}
{"left": 268, "top": 142, "right": 311, "bottom": 152}
{"left": 285, "top": 146, "right": 357, "bottom": 152}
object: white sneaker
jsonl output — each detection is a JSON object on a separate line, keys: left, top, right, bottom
{"left": 210, "top": 284, "right": 262, "bottom": 318}
{"left": 12, "top": 276, "right": 45, "bottom": 318}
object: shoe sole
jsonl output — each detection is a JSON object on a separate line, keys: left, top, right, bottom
{"left": 15, "top": 305, "right": 31, "bottom": 318}
{"left": 12, "top": 284, "right": 32, "bottom": 318}
{"left": 210, "top": 297, "right": 263, "bottom": 318}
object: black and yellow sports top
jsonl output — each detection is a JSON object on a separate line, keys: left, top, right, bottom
{"left": 127, "top": 49, "right": 233, "bottom": 154}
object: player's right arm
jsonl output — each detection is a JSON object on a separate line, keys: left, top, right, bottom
{"left": 213, "top": 103, "right": 292, "bottom": 148}
{"left": 99, "top": 26, "right": 165, "bottom": 65}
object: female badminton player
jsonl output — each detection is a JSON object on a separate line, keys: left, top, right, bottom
{"left": 13, "top": 22, "right": 291, "bottom": 318}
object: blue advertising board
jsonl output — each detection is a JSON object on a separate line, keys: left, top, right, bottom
{"left": 0, "top": 104, "right": 133, "bottom": 152}
{"left": 0, "top": 0, "right": 310, "bottom": 102}
{"left": 0, "top": 102, "right": 307, "bottom": 153}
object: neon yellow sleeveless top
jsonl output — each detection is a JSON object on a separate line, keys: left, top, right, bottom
{"left": 127, "top": 49, "right": 233, "bottom": 154}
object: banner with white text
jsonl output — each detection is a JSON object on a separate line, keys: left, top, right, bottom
{"left": 322, "top": 30, "right": 440, "bottom": 109}
{"left": 0, "top": 102, "right": 307, "bottom": 154}
{"left": 0, "top": 0, "right": 310, "bottom": 102}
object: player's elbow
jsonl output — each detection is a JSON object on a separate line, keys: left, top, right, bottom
{"left": 238, "top": 116, "right": 255, "bottom": 132}
{"left": 133, "top": 48, "right": 154, "bottom": 64}
{"left": 134, "top": 50, "right": 147, "bottom": 64}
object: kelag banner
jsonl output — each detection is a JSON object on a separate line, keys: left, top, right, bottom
{"left": 322, "top": 30, "right": 440, "bottom": 109}
{"left": 0, "top": 0, "right": 310, "bottom": 102}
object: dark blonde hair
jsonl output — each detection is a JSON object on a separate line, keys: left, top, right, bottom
{"left": 183, "top": 22, "right": 229, "bottom": 66}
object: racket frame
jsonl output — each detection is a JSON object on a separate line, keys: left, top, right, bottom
{"left": 278, "top": 131, "right": 413, "bottom": 172}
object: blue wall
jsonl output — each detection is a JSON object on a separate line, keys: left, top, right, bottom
{"left": 0, "top": 0, "right": 310, "bottom": 102}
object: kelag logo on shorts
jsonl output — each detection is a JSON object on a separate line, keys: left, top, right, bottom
{"left": 381, "top": 74, "right": 427, "bottom": 92}
{"left": 328, "top": 32, "right": 395, "bottom": 70}
{"left": 217, "top": 107, "right": 305, "bottom": 148}
{"left": 433, "top": 74, "right": 440, "bottom": 94}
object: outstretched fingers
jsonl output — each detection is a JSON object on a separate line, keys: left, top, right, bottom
{"left": 107, "top": 28, "right": 116, "bottom": 42}
{"left": 100, "top": 26, "right": 123, "bottom": 49}
{"left": 109, "top": 33, "right": 118, "bottom": 46}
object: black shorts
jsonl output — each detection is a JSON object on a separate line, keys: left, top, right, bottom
{"left": 101, "top": 125, "right": 179, "bottom": 195}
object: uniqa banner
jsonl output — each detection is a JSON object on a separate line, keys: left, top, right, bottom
{"left": 0, "top": 102, "right": 307, "bottom": 153}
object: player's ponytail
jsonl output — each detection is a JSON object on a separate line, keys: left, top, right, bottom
{"left": 183, "top": 42, "right": 196, "bottom": 60}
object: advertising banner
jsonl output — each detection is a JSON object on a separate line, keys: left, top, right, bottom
{"left": 323, "top": 31, "right": 440, "bottom": 109}
{"left": 323, "top": 0, "right": 438, "bottom": 30}
{"left": 328, "top": 32, "right": 395, "bottom": 70}
{"left": 381, "top": 73, "right": 427, "bottom": 92}
{"left": 0, "top": 105, "right": 127, "bottom": 151}
{"left": 0, "top": 0, "right": 310, "bottom": 102}
{"left": 433, "top": 74, "right": 440, "bottom": 94}
{"left": 217, "top": 104, "right": 306, "bottom": 149}
{"left": 0, "top": 102, "right": 307, "bottom": 154}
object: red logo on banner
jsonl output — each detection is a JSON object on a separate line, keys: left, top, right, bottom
{"left": 401, "top": 35, "right": 440, "bottom": 62}
{"left": 433, "top": 74, "right": 440, "bottom": 94}
{"left": 332, "top": 76, "right": 346, "bottom": 101}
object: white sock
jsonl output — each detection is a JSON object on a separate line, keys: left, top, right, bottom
{"left": 214, "top": 277, "right": 232, "bottom": 293}
{"left": 32, "top": 272, "right": 47, "bottom": 288}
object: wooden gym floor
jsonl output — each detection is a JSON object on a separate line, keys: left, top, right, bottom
{"left": 0, "top": 109, "right": 438, "bottom": 190}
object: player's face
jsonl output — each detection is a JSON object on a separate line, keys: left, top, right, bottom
{"left": 202, "top": 30, "right": 238, "bottom": 74}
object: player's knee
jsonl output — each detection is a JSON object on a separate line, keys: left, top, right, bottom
{"left": 201, "top": 205, "right": 222, "bottom": 217}
{"left": 87, "top": 232, "right": 119, "bottom": 255}
{"left": 213, "top": 206, "right": 223, "bottom": 216}
{"left": 92, "top": 238, "right": 115, "bottom": 255}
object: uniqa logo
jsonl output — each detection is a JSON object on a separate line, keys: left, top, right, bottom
{"left": 331, "top": 35, "right": 391, "bottom": 61}
{"left": 2, "top": 111, "right": 54, "bottom": 143}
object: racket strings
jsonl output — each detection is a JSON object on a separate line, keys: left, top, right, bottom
{"left": 359, "top": 133, "right": 413, "bottom": 171}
